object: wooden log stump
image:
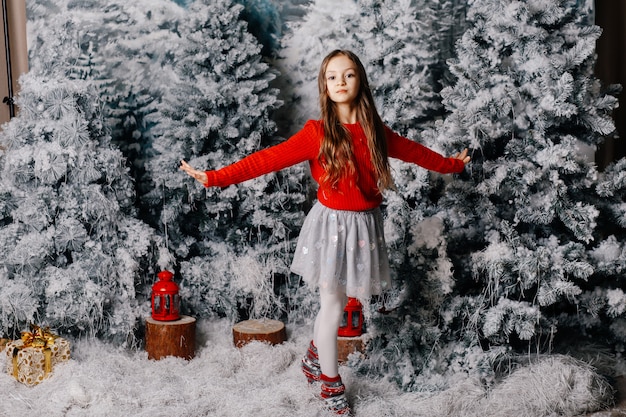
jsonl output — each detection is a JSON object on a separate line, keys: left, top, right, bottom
{"left": 232, "top": 319, "right": 286, "bottom": 348}
{"left": 337, "top": 334, "right": 367, "bottom": 363}
{"left": 145, "top": 315, "right": 196, "bottom": 360}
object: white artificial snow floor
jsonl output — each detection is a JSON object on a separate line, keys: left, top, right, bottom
{"left": 0, "top": 319, "right": 619, "bottom": 417}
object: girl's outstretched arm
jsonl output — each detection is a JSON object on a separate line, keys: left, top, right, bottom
{"left": 180, "top": 160, "right": 208, "bottom": 185}
{"left": 385, "top": 126, "right": 470, "bottom": 174}
{"left": 179, "top": 121, "right": 322, "bottom": 189}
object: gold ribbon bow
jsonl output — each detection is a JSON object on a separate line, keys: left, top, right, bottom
{"left": 20, "top": 324, "right": 57, "bottom": 348}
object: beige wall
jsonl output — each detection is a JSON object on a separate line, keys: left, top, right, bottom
{"left": 0, "top": 0, "right": 28, "bottom": 124}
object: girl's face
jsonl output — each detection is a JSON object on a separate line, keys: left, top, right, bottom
{"left": 325, "top": 54, "right": 360, "bottom": 106}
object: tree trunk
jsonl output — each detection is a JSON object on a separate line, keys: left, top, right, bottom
{"left": 232, "top": 319, "right": 286, "bottom": 348}
{"left": 337, "top": 335, "right": 367, "bottom": 363}
{"left": 145, "top": 315, "right": 196, "bottom": 360}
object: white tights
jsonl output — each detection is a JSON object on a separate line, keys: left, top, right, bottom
{"left": 313, "top": 288, "right": 347, "bottom": 378}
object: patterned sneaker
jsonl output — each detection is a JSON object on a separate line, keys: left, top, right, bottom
{"left": 320, "top": 374, "right": 352, "bottom": 416}
{"left": 301, "top": 340, "right": 321, "bottom": 384}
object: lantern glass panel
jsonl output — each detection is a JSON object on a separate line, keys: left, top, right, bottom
{"left": 154, "top": 297, "right": 161, "bottom": 313}
{"left": 340, "top": 311, "right": 348, "bottom": 328}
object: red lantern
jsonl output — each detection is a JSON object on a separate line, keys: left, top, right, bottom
{"left": 338, "top": 297, "right": 363, "bottom": 337}
{"left": 151, "top": 270, "right": 180, "bottom": 321}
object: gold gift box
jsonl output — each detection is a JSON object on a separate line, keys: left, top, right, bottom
{"left": 4, "top": 326, "right": 71, "bottom": 386}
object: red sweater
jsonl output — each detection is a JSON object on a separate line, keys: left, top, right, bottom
{"left": 204, "top": 120, "right": 465, "bottom": 211}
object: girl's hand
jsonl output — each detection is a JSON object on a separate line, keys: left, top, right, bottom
{"left": 180, "top": 160, "right": 208, "bottom": 185}
{"left": 452, "top": 148, "right": 471, "bottom": 165}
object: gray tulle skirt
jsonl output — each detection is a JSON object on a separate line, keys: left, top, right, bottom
{"left": 290, "top": 201, "right": 391, "bottom": 301}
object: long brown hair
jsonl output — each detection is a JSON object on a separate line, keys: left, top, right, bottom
{"left": 317, "top": 50, "right": 394, "bottom": 191}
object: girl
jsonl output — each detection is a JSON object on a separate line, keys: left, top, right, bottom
{"left": 180, "top": 49, "right": 470, "bottom": 416}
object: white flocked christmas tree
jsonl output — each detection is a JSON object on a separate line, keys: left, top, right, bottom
{"left": 143, "top": 0, "right": 309, "bottom": 322}
{"left": 0, "top": 73, "right": 158, "bottom": 345}
{"left": 356, "top": 0, "right": 625, "bottom": 391}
